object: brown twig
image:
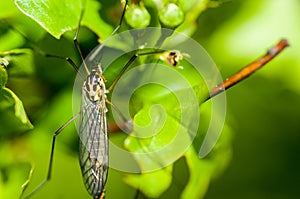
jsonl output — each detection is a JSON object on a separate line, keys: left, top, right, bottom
{"left": 207, "top": 39, "right": 289, "bottom": 101}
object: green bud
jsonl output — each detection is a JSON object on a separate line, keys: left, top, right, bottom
{"left": 159, "top": 3, "right": 184, "bottom": 29}
{"left": 125, "top": 5, "right": 151, "bottom": 28}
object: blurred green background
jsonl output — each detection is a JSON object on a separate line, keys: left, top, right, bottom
{"left": 0, "top": 0, "right": 299, "bottom": 198}
{"left": 197, "top": 0, "right": 300, "bottom": 199}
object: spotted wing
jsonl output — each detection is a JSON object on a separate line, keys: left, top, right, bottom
{"left": 79, "top": 92, "right": 108, "bottom": 197}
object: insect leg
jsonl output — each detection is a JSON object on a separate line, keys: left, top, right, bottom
{"left": 106, "top": 99, "right": 133, "bottom": 133}
{"left": 0, "top": 19, "right": 85, "bottom": 78}
{"left": 109, "top": 0, "right": 128, "bottom": 36}
{"left": 73, "top": 0, "right": 129, "bottom": 75}
{"left": 106, "top": 50, "right": 168, "bottom": 133}
{"left": 21, "top": 113, "right": 80, "bottom": 199}
{"left": 108, "top": 50, "right": 165, "bottom": 91}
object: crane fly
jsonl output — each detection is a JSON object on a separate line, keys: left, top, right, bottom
{"left": 79, "top": 65, "right": 109, "bottom": 199}
{"left": 19, "top": 1, "right": 128, "bottom": 198}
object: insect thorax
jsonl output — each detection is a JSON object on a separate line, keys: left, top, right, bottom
{"left": 83, "top": 69, "right": 108, "bottom": 105}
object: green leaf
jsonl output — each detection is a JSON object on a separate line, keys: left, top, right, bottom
{"left": 81, "top": 0, "right": 114, "bottom": 40}
{"left": 123, "top": 100, "right": 187, "bottom": 197}
{"left": 15, "top": 0, "right": 83, "bottom": 39}
{"left": 124, "top": 166, "right": 173, "bottom": 198}
{"left": 125, "top": 102, "right": 186, "bottom": 166}
{"left": 0, "top": 30, "right": 36, "bottom": 138}
{"left": 118, "top": 61, "right": 203, "bottom": 196}
{"left": 181, "top": 147, "right": 211, "bottom": 199}
{"left": 0, "top": 48, "right": 35, "bottom": 77}
{"left": 0, "top": 87, "right": 33, "bottom": 133}
{"left": 14, "top": 0, "right": 116, "bottom": 40}
{"left": 178, "top": 101, "right": 233, "bottom": 199}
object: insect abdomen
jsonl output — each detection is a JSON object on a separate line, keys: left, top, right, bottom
{"left": 79, "top": 126, "right": 108, "bottom": 197}
{"left": 79, "top": 97, "right": 108, "bottom": 197}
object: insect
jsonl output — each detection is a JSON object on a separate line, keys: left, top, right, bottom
{"left": 2, "top": 0, "right": 288, "bottom": 199}
{"left": 17, "top": 1, "right": 129, "bottom": 199}
{"left": 79, "top": 65, "right": 109, "bottom": 199}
